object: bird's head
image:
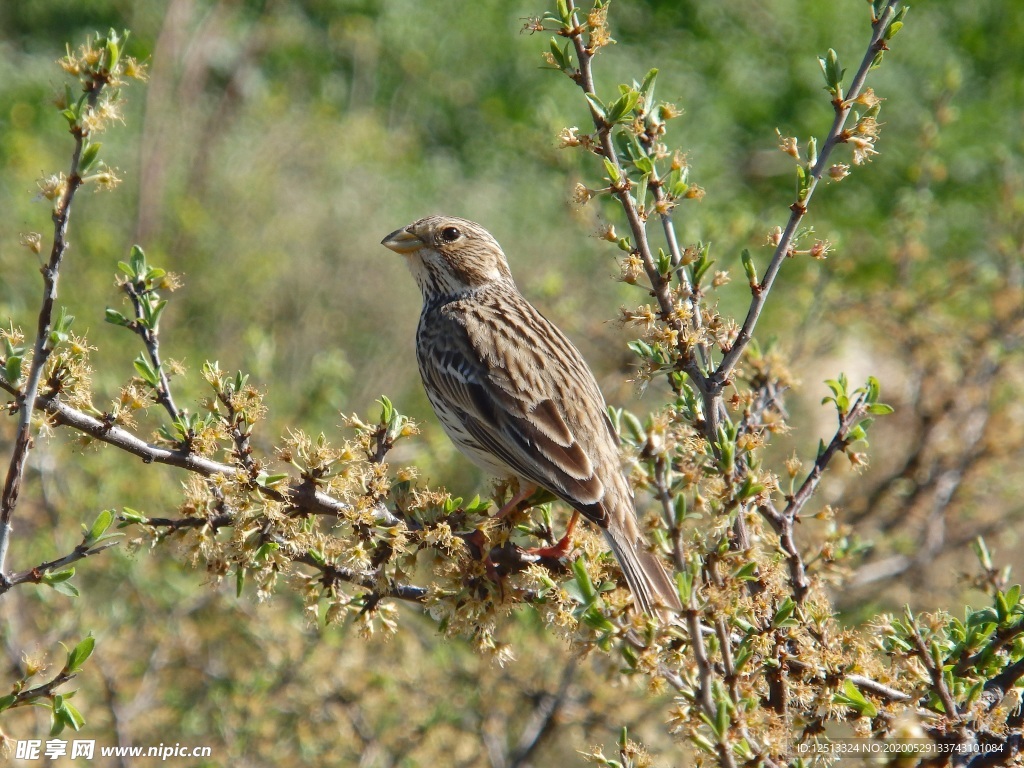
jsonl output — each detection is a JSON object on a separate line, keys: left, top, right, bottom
{"left": 381, "top": 216, "right": 514, "bottom": 300}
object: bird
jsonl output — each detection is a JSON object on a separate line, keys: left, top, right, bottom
{"left": 381, "top": 215, "right": 680, "bottom": 617}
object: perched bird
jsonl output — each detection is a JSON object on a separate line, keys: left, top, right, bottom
{"left": 381, "top": 215, "right": 680, "bottom": 617}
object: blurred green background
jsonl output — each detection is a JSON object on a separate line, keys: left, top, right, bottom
{"left": 1, "top": 0, "right": 1022, "bottom": 764}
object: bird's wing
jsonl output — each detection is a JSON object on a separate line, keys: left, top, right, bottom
{"left": 418, "top": 297, "right": 609, "bottom": 517}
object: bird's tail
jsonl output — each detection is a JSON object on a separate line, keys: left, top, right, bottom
{"left": 604, "top": 526, "right": 681, "bottom": 619}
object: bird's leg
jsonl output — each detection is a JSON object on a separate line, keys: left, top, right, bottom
{"left": 527, "top": 510, "right": 580, "bottom": 561}
{"left": 495, "top": 481, "right": 537, "bottom": 519}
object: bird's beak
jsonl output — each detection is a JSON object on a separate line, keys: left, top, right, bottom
{"left": 381, "top": 227, "right": 424, "bottom": 255}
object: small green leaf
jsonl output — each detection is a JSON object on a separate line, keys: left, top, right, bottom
{"left": 104, "top": 308, "right": 131, "bottom": 327}
{"left": 129, "top": 244, "right": 147, "bottom": 277}
{"left": 572, "top": 556, "right": 597, "bottom": 602}
{"left": 133, "top": 355, "right": 159, "bottom": 387}
{"left": 741, "top": 249, "right": 757, "bottom": 284}
{"left": 65, "top": 635, "right": 95, "bottom": 673}
{"left": 43, "top": 567, "right": 76, "bottom": 585}
{"left": 602, "top": 157, "right": 620, "bottom": 183}
{"left": 50, "top": 581, "right": 81, "bottom": 598}
{"left": 85, "top": 509, "right": 114, "bottom": 543}
{"left": 633, "top": 154, "right": 654, "bottom": 175}
{"left": 307, "top": 549, "right": 326, "bottom": 567}
{"left": 584, "top": 92, "right": 607, "bottom": 122}
{"left": 772, "top": 597, "right": 797, "bottom": 628}
{"left": 580, "top": 605, "right": 615, "bottom": 632}
{"left": 50, "top": 696, "right": 67, "bottom": 737}
{"left": 818, "top": 48, "right": 845, "bottom": 95}
{"left": 867, "top": 403, "right": 894, "bottom": 415}
{"left": 4, "top": 355, "right": 22, "bottom": 384}
{"left": 105, "top": 39, "right": 120, "bottom": 70}
{"left": 547, "top": 37, "right": 566, "bottom": 69}
{"left": 637, "top": 68, "right": 658, "bottom": 108}
{"left": 254, "top": 541, "right": 280, "bottom": 562}
{"left": 255, "top": 472, "right": 289, "bottom": 488}
{"left": 118, "top": 507, "right": 148, "bottom": 527}
{"left": 605, "top": 89, "right": 640, "bottom": 124}
{"left": 79, "top": 142, "right": 102, "bottom": 173}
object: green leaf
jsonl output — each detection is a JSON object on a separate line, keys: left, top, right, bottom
{"left": 818, "top": 48, "right": 845, "bottom": 95}
{"left": 867, "top": 403, "right": 894, "bottom": 415}
{"left": 50, "top": 580, "right": 81, "bottom": 598}
{"left": 547, "top": 37, "right": 566, "bottom": 69}
{"left": 633, "top": 154, "right": 654, "bottom": 175}
{"left": 129, "top": 244, "right": 147, "bottom": 277}
{"left": 973, "top": 537, "right": 994, "bottom": 571}
{"left": 65, "top": 635, "right": 95, "bottom": 673}
{"left": 255, "top": 472, "right": 289, "bottom": 488}
{"left": 133, "top": 355, "right": 159, "bottom": 387}
{"left": 571, "top": 556, "right": 597, "bottom": 602}
{"left": 602, "top": 157, "right": 620, "bottom": 183}
{"left": 580, "top": 605, "right": 616, "bottom": 632}
{"left": 79, "top": 142, "right": 102, "bottom": 173}
{"left": 254, "top": 541, "right": 280, "bottom": 562}
{"left": 633, "top": 175, "right": 649, "bottom": 209}
{"left": 86, "top": 509, "right": 113, "bottom": 541}
{"left": 772, "top": 597, "right": 797, "bottom": 628}
{"left": 4, "top": 355, "right": 22, "bottom": 384}
{"left": 104, "top": 308, "right": 131, "bottom": 327}
{"left": 638, "top": 68, "right": 658, "bottom": 109}
{"left": 117, "top": 507, "right": 148, "bottom": 527}
{"left": 836, "top": 678, "right": 878, "bottom": 717}
{"left": 741, "top": 249, "right": 757, "bottom": 284}
{"left": 0, "top": 694, "right": 16, "bottom": 712}
{"left": 50, "top": 696, "right": 67, "bottom": 737}
{"left": 42, "top": 567, "right": 76, "bottom": 585}
{"left": 61, "top": 699, "right": 85, "bottom": 731}
{"left": 584, "top": 92, "right": 607, "bottom": 122}
{"left": 105, "top": 38, "right": 120, "bottom": 70}
{"left": 307, "top": 548, "right": 326, "bottom": 567}
{"left": 605, "top": 89, "right": 640, "bottom": 124}
{"left": 675, "top": 568, "right": 693, "bottom": 603}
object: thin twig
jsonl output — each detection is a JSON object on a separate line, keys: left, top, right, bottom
{"left": 711, "top": 0, "right": 901, "bottom": 391}
{"left": 785, "top": 395, "right": 867, "bottom": 522}
{"left": 908, "top": 615, "right": 961, "bottom": 723}
{"left": 124, "top": 280, "right": 180, "bottom": 421}
{"left": 2, "top": 540, "right": 121, "bottom": 593}
{"left": 562, "top": 0, "right": 715, "bottom": 441}
{"left": 0, "top": 80, "right": 109, "bottom": 580}
{"left": 3, "top": 668, "right": 78, "bottom": 711}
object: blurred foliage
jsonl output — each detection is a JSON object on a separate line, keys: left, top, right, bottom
{"left": 1, "top": 0, "right": 1023, "bottom": 764}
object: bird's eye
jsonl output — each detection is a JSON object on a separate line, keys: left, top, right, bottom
{"left": 440, "top": 226, "right": 461, "bottom": 243}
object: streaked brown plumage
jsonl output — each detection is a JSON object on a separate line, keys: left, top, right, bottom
{"left": 381, "top": 215, "right": 679, "bottom": 617}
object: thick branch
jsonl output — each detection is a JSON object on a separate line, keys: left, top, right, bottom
{"left": 0, "top": 382, "right": 404, "bottom": 525}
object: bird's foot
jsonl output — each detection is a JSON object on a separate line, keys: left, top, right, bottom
{"left": 525, "top": 510, "right": 580, "bottom": 562}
